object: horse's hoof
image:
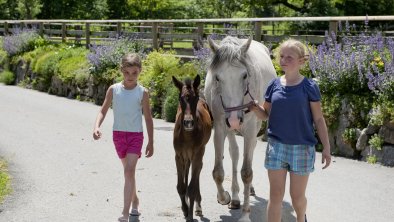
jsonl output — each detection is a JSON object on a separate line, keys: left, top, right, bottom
{"left": 217, "top": 191, "right": 231, "bottom": 205}
{"left": 195, "top": 210, "right": 203, "bottom": 217}
{"left": 250, "top": 187, "right": 256, "bottom": 196}
{"left": 228, "top": 200, "right": 241, "bottom": 209}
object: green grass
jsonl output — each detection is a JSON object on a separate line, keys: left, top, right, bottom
{"left": 0, "top": 158, "right": 11, "bottom": 203}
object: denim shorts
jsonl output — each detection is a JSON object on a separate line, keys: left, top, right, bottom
{"left": 265, "top": 138, "right": 315, "bottom": 175}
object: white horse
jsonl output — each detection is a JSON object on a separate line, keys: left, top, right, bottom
{"left": 204, "top": 36, "right": 276, "bottom": 222}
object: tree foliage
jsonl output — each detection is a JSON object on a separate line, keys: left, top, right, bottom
{"left": 0, "top": 0, "right": 393, "bottom": 20}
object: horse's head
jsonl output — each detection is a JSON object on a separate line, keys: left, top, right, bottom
{"left": 172, "top": 75, "right": 201, "bottom": 131}
{"left": 208, "top": 36, "right": 254, "bottom": 130}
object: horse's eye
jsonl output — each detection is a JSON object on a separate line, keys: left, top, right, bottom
{"left": 243, "top": 74, "right": 247, "bottom": 79}
{"left": 215, "top": 76, "right": 219, "bottom": 82}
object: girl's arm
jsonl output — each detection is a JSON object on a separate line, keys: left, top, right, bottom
{"left": 142, "top": 89, "right": 154, "bottom": 157}
{"left": 250, "top": 100, "right": 271, "bottom": 121}
{"left": 93, "top": 86, "right": 113, "bottom": 140}
{"left": 310, "top": 101, "right": 331, "bottom": 169}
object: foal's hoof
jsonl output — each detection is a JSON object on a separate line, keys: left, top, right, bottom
{"left": 195, "top": 210, "right": 203, "bottom": 217}
{"left": 228, "top": 200, "right": 241, "bottom": 209}
{"left": 217, "top": 191, "right": 231, "bottom": 205}
{"left": 250, "top": 186, "right": 256, "bottom": 196}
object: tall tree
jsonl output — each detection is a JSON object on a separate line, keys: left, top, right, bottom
{"left": 16, "top": 0, "right": 42, "bottom": 19}
{"left": 37, "top": 0, "right": 107, "bottom": 19}
{"left": 107, "top": 0, "right": 128, "bottom": 19}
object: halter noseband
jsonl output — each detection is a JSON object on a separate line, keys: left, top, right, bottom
{"left": 220, "top": 82, "right": 255, "bottom": 113}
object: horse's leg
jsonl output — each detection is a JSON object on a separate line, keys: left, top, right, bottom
{"left": 195, "top": 146, "right": 205, "bottom": 217}
{"left": 212, "top": 124, "right": 231, "bottom": 205}
{"left": 227, "top": 131, "right": 241, "bottom": 209}
{"left": 238, "top": 128, "right": 257, "bottom": 222}
{"left": 190, "top": 147, "right": 204, "bottom": 219}
{"left": 175, "top": 154, "right": 188, "bottom": 218}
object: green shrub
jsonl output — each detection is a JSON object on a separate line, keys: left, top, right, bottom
{"left": 367, "top": 155, "right": 377, "bottom": 164}
{"left": 163, "top": 86, "right": 179, "bottom": 122}
{"left": 0, "top": 49, "right": 7, "bottom": 67}
{"left": 0, "top": 70, "right": 15, "bottom": 85}
{"left": 33, "top": 51, "right": 59, "bottom": 90}
{"left": 139, "top": 50, "right": 197, "bottom": 118}
{"left": 369, "top": 134, "right": 384, "bottom": 151}
{"left": 56, "top": 51, "right": 89, "bottom": 83}
{"left": 342, "top": 128, "right": 357, "bottom": 145}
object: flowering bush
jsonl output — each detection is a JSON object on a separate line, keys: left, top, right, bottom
{"left": 308, "top": 21, "right": 394, "bottom": 129}
{"left": 2, "top": 28, "right": 49, "bottom": 57}
{"left": 87, "top": 34, "right": 145, "bottom": 75}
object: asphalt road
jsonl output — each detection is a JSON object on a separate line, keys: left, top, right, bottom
{"left": 0, "top": 84, "right": 393, "bottom": 222}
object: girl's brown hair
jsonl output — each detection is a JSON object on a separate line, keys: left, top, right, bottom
{"left": 121, "top": 53, "right": 142, "bottom": 69}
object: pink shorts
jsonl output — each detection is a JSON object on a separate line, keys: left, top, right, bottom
{"left": 112, "top": 131, "right": 143, "bottom": 159}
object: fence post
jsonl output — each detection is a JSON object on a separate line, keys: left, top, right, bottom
{"left": 329, "top": 21, "right": 338, "bottom": 36}
{"left": 4, "top": 22, "right": 8, "bottom": 35}
{"left": 254, "top": 21, "right": 262, "bottom": 42}
{"left": 195, "top": 22, "right": 204, "bottom": 49}
{"left": 39, "top": 22, "right": 44, "bottom": 36}
{"left": 85, "top": 22, "right": 90, "bottom": 49}
{"left": 62, "top": 22, "right": 67, "bottom": 43}
{"left": 117, "top": 22, "right": 122, "bottom": 37}
{"left": 152, "top": 22, "right": 158, "bottom": 50}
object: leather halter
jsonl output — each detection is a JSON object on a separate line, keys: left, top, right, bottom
{"left": 220, "top": 82, "right": 255, "bottom": 113}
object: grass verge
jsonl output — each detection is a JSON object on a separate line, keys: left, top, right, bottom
{"left": 0, "top": 158, "right": 11, "bottom": 203}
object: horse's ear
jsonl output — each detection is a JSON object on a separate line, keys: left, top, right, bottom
{"left": 172, "top": 76, "right": 183, "bottom": 91}
{"left": 208, "top": 37, "right": 219, "bottom": 53}
{"left": 193, "top": 75, "right": 201, "bottom": 89}
{"left": 240, "top": 36, "right": 253, "bottom": 55}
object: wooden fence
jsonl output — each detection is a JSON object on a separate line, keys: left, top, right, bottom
{"left": 1, "top": 16, "right": 394, "bottom": 56}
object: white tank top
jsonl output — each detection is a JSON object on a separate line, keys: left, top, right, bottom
{"left": 112, "top": 82, "right": 145, "bottom": 132}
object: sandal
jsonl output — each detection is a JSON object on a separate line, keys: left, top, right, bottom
{"left": 130, "top": 208, "right": 141, "bottom": 216}
{"left": 118, "top": 215, "right": 128, "bottom": 222}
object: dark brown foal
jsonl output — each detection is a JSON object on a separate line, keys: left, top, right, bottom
{"left": 172, "top": 75, "right": 212, "bottom": 222}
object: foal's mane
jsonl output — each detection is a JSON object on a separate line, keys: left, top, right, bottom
{"left": 209, "top": 36, "right": 250, "bottom": 70}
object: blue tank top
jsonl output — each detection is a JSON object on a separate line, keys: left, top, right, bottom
{"left": 264, "top": 77, "right": 321, "bottom": 145}
{"left": 112, "top": 82, "right": 145, "bottom": 132}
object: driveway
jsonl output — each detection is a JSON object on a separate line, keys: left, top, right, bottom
{"left": 0, "top": 84, "right": 393, "bottom": 222}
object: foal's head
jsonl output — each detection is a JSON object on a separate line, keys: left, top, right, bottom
{"left": 172, "top": 75, "right": 201, "bottom": 131}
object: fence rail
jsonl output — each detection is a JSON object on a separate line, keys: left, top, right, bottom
{"left": 1, "top": 16, "right": 394, "bottom": 55}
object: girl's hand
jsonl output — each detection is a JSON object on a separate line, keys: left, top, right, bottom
{"left": 93, "top": 128, "right": 102, "bottom": 140}
{"left": 248, "top": 100, "right": 259, "bottom": 112}
{"left": 322, "top": 147, "right": 331, "bottom": 169}
{"left": 145, "top": 142, "right": 154, "bottom": 157}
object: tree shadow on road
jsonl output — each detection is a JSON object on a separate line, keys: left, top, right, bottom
{"left": 216, "top": 195, "right": 296, "bottom": 222}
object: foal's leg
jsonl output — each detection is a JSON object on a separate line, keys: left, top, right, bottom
{"left": 212, "top": 124, "right": 231, "bottom": 205}
{"left": 175, "top": 155, "right": 188, "bottom": 217}
{"left": 227, "top": 131, "right": 241, "bottom": 209}
{"left": 188, "top": 148, "right": 204, "bottom": 220}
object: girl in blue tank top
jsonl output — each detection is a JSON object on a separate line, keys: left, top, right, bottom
{"left": 92, "top": 53, "right": 154, "bottom": 222}
{"left": 249, "top": 39, "right": 331, "bottom": 222}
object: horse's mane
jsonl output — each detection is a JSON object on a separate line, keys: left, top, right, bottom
{"left": 209, "top": 36, "right": 246, "bottom": 70}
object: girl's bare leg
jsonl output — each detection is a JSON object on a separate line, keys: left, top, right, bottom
{"left": 121, "top": 153, "right": 139, "bottom": 216}
{"left": 267, "top": 169, "right": 287, "bottom": 222}
{"left": 289, "top": 173, "right": 309, "bottom": 222}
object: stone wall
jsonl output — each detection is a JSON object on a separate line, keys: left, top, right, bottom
{"left": 12, "top": 58, "right": 110, "bottom": 105}
{"left": 329, "top": 99, "right": 394, "bottom": 166}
